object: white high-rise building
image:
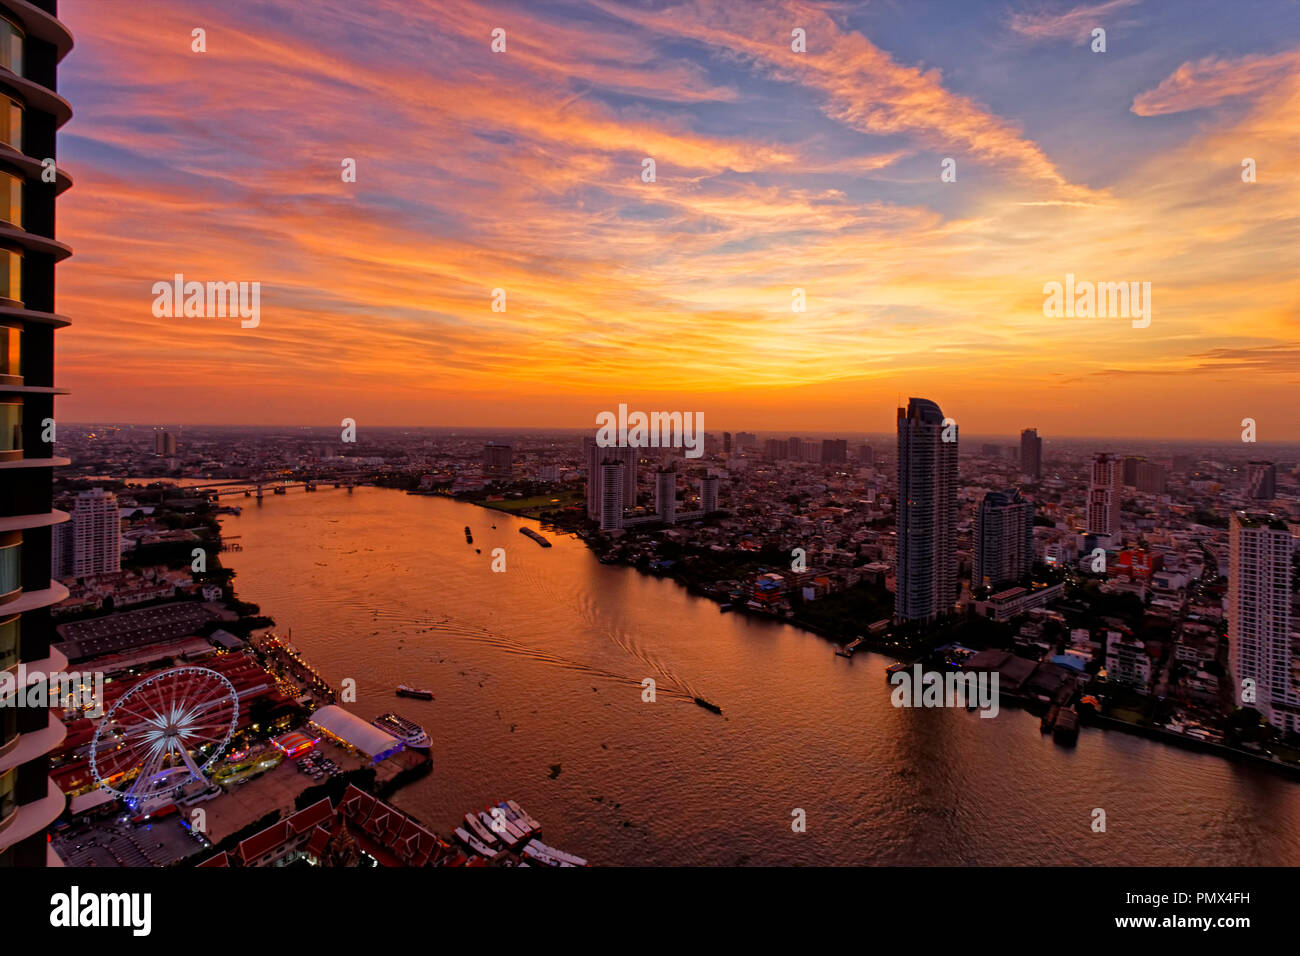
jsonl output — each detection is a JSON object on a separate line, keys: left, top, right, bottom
{"left": 1087, "top": 453, "right": 1121, "bottom": 541}
{"left": 1229, "top": 512, "right": 1299, "bottom": 732}
{"left": 700, "top": 474, "right": 719, "bottom": 513}
{"left": 72, "top": 487, "right": 121, "bottom": 576}
{"left": 599, "top": 461, "right": 625, "bottom": 531}
{"left": 584, "top": 436, "right": 637, "bottom": 520}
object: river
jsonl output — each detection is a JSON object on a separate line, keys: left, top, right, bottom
{"left": 219, "top": 487, "right": 1300, "bottom": 865}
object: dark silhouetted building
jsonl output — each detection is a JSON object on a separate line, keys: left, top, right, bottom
{"left": 0, "top": 0, "right": 75, "bottom": 867}
{"left": 973, "top": 489, "right": 1033, "bottom": 590}
{"left": 1248, "top": 460, "right": 1277, "bottom": 500}
{"left": 1019, "top": 428, "right": 1042, "bottom": 480}
{"left": 482, "top": 442, "right": 512, "bottom": 479}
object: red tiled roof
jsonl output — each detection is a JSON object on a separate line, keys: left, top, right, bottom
{"left": 289, "top": 798, "right": 334, "bottom": 835}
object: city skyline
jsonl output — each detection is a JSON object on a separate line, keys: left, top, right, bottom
{"left": 50, "top": 0, "right": 1300, "bottom": 438}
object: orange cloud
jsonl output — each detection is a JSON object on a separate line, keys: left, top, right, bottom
{"left": 1132, "top": 48, "right": 1300, "bottom": 116}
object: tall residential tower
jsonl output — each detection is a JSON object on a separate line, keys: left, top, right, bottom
{"left": 0, "top": 0, "right": 74, "bottom": 867}
{"left": 1228, "top": 512, "right": 1299, "bottom": 732}
{"left": 895, "top": 398, "right": 958, "bottom": 623}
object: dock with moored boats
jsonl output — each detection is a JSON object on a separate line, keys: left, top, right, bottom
{"left": 449, "top": 800, "right": 588, "bottom": 866}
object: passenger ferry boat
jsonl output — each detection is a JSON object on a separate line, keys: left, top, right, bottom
{"left": 371, "top": 712, "right": 432, "bottom": 749}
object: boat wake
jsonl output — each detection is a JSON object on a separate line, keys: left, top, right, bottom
{"left": 457, "top": 632, "right": 699, "bottom": 703}
{"left": 366, "top": 606, "right": 709, "bottom": 706}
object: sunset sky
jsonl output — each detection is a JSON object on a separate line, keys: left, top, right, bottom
{"left": 53, "top": 0, "right": 1300, "bottom": 438}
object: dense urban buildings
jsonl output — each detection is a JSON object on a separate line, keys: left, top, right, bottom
{"left": 1228, "top": 512, "right": 1300, "bottom": 733}
{"left": 0, "top": 0, "right": 74, "bottom": 868}
{"left": 973, "top": 488, "right": 1033, "bottom": 591}
{"left": 895, "top": 398, "right": 958, "bottom": 623}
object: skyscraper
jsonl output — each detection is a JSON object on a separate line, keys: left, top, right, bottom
{"left": 1019, "top": 428, "right": 1042, "bottom": 480}
{"left": 599, "top": 460, "right": 625, "bottom": 531}
{"left": 722, "top": 431, "right": 731, "bottom": 454}
{"left": 1087, "top": 453, "right": 1121, "bottom": 541}
{"left": 72, "top": 488, "right": 121, "bottom": 577}
{"left": 973, "top": 489, "right": 1033, "bottom": 590}
{"left": 700, "top": 474, "right": 719, "bottom": 513}
{"left": 1248, "top": 460, "right": 1277, "bottom": 500}
{"left": 896, "top": 398, "right": 958, "bottom": 623}
{"left": 49, "top": 518, "right": 72, "bottom": 580}
{"left": 0, "top": 0, "right": 74, "bottom": 867}
{"left": 584, "top": 436, "right": 636, "bottom": 520}
{"left": 154, "top": 428, "right": 177, "bottom": 457}
{"left": 1229, "top": 513, "right": 1300, "bottom": 732}
{"left": 655, "top": 467, "right": 677, "bottom": 524}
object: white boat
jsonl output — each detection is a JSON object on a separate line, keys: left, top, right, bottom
{"left": 485, "top": 806, "right": 528, "bottom": 841}
{"left": 453, "top": 827, "right": 496, "bottom": 858}
{"left": 371, "top": 712, "right": 432, "bottom": 749}
{"left": 523, "top": 840, "right": 588, "bottom": 867}
{"left": 478, "top": 811, "right": 518, "bottom": 847}
{"left": 506, "top": 799, "right": 543, "bottom": 833}
{"left": 463, "top": 812, "right": 498, "bottom": 846}
{"left": 495, "top": 801, "right": 532, "bottom": 836}
{"left": 536, "top": 841, "right": 587, "bottom": 867}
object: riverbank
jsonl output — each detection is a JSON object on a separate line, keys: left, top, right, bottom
{"left": 457, "top": 495, "right": 1300, "bottom": 782}
{"left": 1087, "top": 713, "right": 1300, "bottom": 779}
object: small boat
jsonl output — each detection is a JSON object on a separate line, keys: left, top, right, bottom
{"left": 371, "top": 712, "right": 432, "bottom": 749}
{"left": 718, "top": 603, "right": 733, "bottom": 612}
{"left": 1052, "top": 708, "right": 1079, "bottom": 746}
{"left": 475, "top": 548, "right": 481, "bottom": 554}
{"left": 485, "top": 806, "right": 528, "bottom": 841}
{"left": 523, "top": 840, "right": 588, "bottom": 867}
{"left": 463, "top": 813, "right": 499, "bottom": 846}
{"left": 693, "top": 696, "right": 722, "bottom": 715}
{"left": 506, "top": 800, "right": 542, "bottom": 834}
{"left": 396, "top": 685, "right": 434, "bottom": 700}
{"left": 478, "top": 811, "right": 518, "bottom": 847}
{"left": 495, "top": 801, "right": 533, "bottom": 836}
{"left": 453, "top": 827, "right": 496, "bottom": 858}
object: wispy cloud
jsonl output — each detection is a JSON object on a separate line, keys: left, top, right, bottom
{"left": 1008, "top": 0, "right": 1142, "bottom": 42}
{"left": 1131, "top": 48, "right": 1300, "bottom": 115}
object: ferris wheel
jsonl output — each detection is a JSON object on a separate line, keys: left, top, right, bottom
{"left": 89, "top": 666, "right": 239, "bottom": 804}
